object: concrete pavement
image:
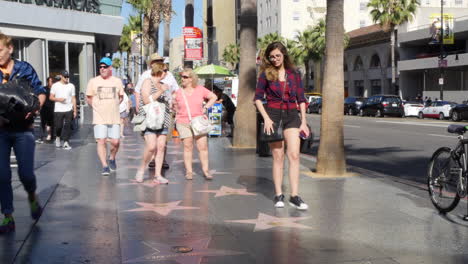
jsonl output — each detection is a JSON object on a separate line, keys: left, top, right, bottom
{"left": 1, "top": 114, "right": 468, "bottom": 264}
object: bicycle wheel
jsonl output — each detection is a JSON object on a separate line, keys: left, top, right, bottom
{"left": 427, "top": 147, "right": 461, "bottom": 213}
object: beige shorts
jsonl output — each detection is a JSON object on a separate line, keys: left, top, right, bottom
{"left": 176, "top": 123, "right": 195, "bottom": 139}
{"left": 177, "top": 122, "right": 210, "bottom": 139}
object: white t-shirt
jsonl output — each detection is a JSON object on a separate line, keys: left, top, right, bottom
{"left": 50, "top": 82, "right": 76, "bottom": 112}
{"left": 119, "top": 93, "right": 129, "bottom": 113}
{"left": 135, "top": 70, "right": 179, "bottom": 99}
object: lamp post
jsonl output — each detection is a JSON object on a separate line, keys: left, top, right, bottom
{"left": 439, "top": 0, "right": 445, "bottom": 100}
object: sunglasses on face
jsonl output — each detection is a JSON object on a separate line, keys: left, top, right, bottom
{"left": 269, "top": 54, "right": 283, "bottom": 61}
{"left": 163, "top": 69, "right": 168, "bottom": 72}
{"left": 181, "top": 75, "right": 190, "bottom": 79}
{"left": 99, "top": 65, "right": 109, "bottom": 69}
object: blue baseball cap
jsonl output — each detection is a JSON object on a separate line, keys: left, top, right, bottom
{"left": 99, "top": 57, "right": 112, "bottom": 66}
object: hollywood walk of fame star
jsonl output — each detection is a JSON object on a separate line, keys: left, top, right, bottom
{"left": 123, "top": 238, "right": 245, "bottom": 264}
{"left": 173, "top": 159, "right": 200, "bottom": 164}
{"left": 197, "top": 186, "right": 257, "bottom": 197}
{"left": 118, "top": 179, "right": 179, "bottom": 187}
{"left": 208, "top": 169, "right": 232, "bottom": 176}
{"left": 167, "top": 150, "right": 183, "bottom": 155}
{"left": 226, "top": 213, "right": 312, "bottom": 232}
{"left": 124, "top": 201, "right": 200, "bottom": 216}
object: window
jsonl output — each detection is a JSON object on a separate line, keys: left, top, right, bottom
{"left": 293, "top": 11, "right": 300, "bottom": 21}
{"left": 48, "top": 41, "right": 66, "bottom": 77}
{"left": 360, "top": 1, "right": 367, "bottom": 11}
{"left": 360, "top": 20, "right": 366, "bottom": 28}
{"left": 369, "top": 54, "right": 381, "bottom": 68}
{"left": 344, "top": 62, "right": 348, "bottom": 72}
{"left": 455, "top": 0, "right": 463, "bottom": 5}
{"left": 425, "top": 0, "right": 430, "bottom": 5}
{"left": 354, "top": 56, "right": 364, "bottom": 70}
{"left": 371, "top": 79, "right": 381, "bottom": 95}
{"left": 293, "top": 0, "right": 299, "bottom": 2}
{"left": 275, "top": 13, "right": 278, "bottom": 24}
{"left": 355, "top": 80, "right": 364, "bottom": 97}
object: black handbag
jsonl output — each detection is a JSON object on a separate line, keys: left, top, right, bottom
{"left": 0, "top": 78, "right": 40, "bottom": 124}
{"left": 259, "top": 75, "right": 286, "bottom": 142}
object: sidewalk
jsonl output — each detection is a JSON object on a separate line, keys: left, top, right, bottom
{"left": 2, "top": 113, "right": 468, "bottom": 263}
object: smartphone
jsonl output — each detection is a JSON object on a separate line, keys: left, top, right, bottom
{"left": 299, "top": 130, "right": 308, "bottom": 139}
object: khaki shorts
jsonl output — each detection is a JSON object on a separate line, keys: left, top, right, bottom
{"left": 176, "top": 123, "right": 196, "bottom": 139}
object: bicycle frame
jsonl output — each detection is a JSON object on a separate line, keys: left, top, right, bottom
{"left": 452, "top": 135, "right": 468, "bottom": 198}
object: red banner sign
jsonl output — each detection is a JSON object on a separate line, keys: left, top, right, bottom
{"left": 183, "top": 27, "right": 203, "bottom": 60}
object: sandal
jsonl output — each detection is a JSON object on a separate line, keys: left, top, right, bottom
{"left": 153, "top": 176, "right": 169, "bottom": 185}
{"left": 185, "top": 172, "right": 193, "bottom": 180}
{"left": 203, "top": 171, "right": 213, "bottom": 181}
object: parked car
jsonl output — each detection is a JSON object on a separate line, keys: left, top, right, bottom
{"left": 307, "top": 97, "right": 322, "bottom": 114}
{"left": 403, "top": 101, "right": 424, "bottom": 117}
{"left": 450, "top": 103, "right": 468, "bottom": 121}
{"left": 344, "top": 96, "right": 367, "bottom": 115}
{"left": 418, "top": 101, "right": 456, "bottom": 120}
{"left": 359, "top": 95, "right": 404, "bottom": 117}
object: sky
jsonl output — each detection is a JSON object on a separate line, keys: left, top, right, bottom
{"left": 120, "top": 0, "right": 204, "bottom": 55}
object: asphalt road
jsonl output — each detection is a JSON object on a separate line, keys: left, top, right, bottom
{"left": 306, "top": 113, "right": 467, "bottom": 183}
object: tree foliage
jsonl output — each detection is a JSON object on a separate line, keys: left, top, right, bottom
{"left": 222, "top": 43, "right": 240, "bottom": 70}
{"left": 367, "top": 0, "right": 420, "bottom": 31}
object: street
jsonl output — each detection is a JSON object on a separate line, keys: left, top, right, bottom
{"left": 306, "top": 114, "right": 462, "bottom": 183}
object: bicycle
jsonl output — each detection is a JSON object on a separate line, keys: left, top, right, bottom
{"left": 428, "top": 124, "right": 468, "bottom": 220}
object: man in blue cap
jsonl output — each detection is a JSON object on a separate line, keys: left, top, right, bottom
{"left": 86, "top": 57, "right": 124, "bottom": 175}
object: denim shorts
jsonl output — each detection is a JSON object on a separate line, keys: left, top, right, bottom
{"left": 94, "top": 124, "right": 120, "bottom": 139}
{"left": 144, "top": 128, "right": 168, "bottom": 136}
{"left": 265, "top": 107, "right": 301, "bottom": 130}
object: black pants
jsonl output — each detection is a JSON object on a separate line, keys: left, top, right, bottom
{"left": 54, "top": 111, "right": 73, "bottom": 142}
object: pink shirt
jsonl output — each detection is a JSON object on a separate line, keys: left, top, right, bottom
{"left": 175, "top": 85, "right": 213, "bottom": 124}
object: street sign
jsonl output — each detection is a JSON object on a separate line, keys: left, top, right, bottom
{"left": 439, "top": 78, "right": 444, "bottom": 85}
{"left": 438, "top": 59, "right": 447, "bottom": 68}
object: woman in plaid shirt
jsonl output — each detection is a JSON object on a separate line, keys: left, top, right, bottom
{"left": 254, "top": 42, "right": 310, "bottom": 210}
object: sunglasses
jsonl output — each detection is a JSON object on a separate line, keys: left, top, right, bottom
{"left": 99, "top": 65, "right": 109, "bottom": 69}
{"left": 268, "top": 54, "right": 283, "bottom": 61}
{"left": 181, "top": 75, "right": 190, "bottom": 79}
{"left": 163, "top": 69, "right": 168, "bottom": 72}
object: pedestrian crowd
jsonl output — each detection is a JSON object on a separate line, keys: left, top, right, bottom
{"left": 0, "top": 32, "right": 310, "bottom": 235}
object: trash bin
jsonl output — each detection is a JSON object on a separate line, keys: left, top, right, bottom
{"left": 256, "top": 109, "right": 271, "bottom": 157}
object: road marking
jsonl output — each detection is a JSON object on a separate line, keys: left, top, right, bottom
{"left": 427, "top": 134, "right": 456, "bottom": 138}
{"left": 344, "top": 125, "right": 360, "bottom": 128}
{"left": 375, "top": 120, "right": 448, "bottom": 128}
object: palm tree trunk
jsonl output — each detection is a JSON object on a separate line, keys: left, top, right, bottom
{"left": 304, "top": 60, "right": 310, "bottom": 91}
{"left": 233, "top": 0, "right": 257, "bottom": 148}
{"left": 316, "top": 0, "right": 346, "bottom": 176}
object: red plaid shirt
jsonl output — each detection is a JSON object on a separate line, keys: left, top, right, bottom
{"left": 254, "top": 68, "right": 306, "bottom": 109}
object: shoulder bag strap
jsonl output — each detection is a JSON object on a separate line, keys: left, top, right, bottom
{"left": 181, "top": 89, "right": 192, "bottom": 121}
{"left": 279, "top": 73, "right": 287, "bottom": 122}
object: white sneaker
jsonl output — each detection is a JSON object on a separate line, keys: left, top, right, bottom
{"left": 135, "top": 170, "right": 144, "bottom": 183}
{"left": 55, "top": 137, "right": 61, "bottom": 148}
{"left": 62, "top": 141, "right": 72, "bottom": 150}
{"left": 154, "top": 176, "right": 169, "bottom": 185}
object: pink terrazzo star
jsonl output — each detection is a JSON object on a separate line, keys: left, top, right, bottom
{"left": 226, "top": 213, "right": 312, "bottom": 232}
{"left": 124, "top": 201, "right": 200, "bottom": 216}
{"left": 123, "top": 238, "right": 244, "bottom": 264}
{"left": 197, "top": 186, "right": 257, "bottom": 197}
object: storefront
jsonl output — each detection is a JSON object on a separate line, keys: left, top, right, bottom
{"left": 0, "top": 0, "right": 123, "bottom": 93}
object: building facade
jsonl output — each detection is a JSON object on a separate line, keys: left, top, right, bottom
{"left": 0, "top": 0, "right": 123, "bottom": 94}
{"left": 202, "top": 0, "right": 238, "bottom": 66}
{"left": 397, "top": 6, "right": 468, "bottom": 102}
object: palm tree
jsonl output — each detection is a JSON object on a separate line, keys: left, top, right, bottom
{"left": 283, "top": 39, "right": 303, "bottom": 66}
{"left": 233, "top": 0, "right": 257, "bottom": 148}
{"left": 118, "top": 15, "right": 141, "bottom": 81}
{"left": 316, "top": 0, "right": 346, "bottom": 176}
{"left": 368, "top": 0, "right": 420, "bottom": 94}
{"left": 296, "top": 20, "right": 326, "bottom": 91}
{"left": 128, "top": 0, "right": 168, "bottom": 55}
{"left": 222, "top": 43, "right": 240, "bottom": 70}
{"left": 257, "top": 33, "right": 284, "bottom": 57}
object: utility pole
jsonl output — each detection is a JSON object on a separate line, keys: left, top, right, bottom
{"left": 439, "top": 0, "right": 445, "bottom": 100}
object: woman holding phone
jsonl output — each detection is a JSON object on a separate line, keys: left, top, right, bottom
{"left": 254, "top": 42, "right": 310, "bottom": 210}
